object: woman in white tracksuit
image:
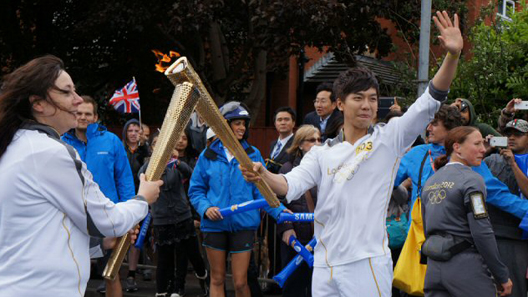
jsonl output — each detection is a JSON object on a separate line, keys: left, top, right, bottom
{"left": 0, "top": 55, "right": 162, "bottom": 297}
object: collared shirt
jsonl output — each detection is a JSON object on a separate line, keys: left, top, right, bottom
{"left": 319, "top": 114, "right": 331, "bottom": 133}
{"left": 220, "top": 142, "right": 235, "bottom": 162}
{"left": 271, "top": 133, "right": 294, "bottom": 159}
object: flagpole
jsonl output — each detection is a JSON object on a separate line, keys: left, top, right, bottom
{"left": 134, "top": 76, "right": 143, "bottom": 129}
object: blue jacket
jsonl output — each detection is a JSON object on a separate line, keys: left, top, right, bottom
{"left": 396, "top": 143, "right": 528, "bottom": 219}
{"left": 189, "top": 139, "right": 285, "bottom": 232}
{"left": 62, "top": 123, "right": 135, "bottom": 203}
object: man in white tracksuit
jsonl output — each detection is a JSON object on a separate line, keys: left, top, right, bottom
{"left": 241, "top": 11, "right": 463, "bottom": 296}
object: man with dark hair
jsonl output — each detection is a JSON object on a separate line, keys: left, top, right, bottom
{"left": 241, "top": 11, "right": 463, "bottom": 296}
{"left": 267, "top": 106, "right": 296, "bottom": 174}
{"left": 303, "top": 82, "right": 341, "bottom": 138}
{"left": 483, "top": 119, "right": 528, "bottom": 297}
{"left": 262, "top": 106, "right": 296, "bottom": 294}
{"left": 62, "top": 95, "right": 135, "bottom": 297}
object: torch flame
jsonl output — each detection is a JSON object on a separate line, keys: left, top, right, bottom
{"left": 152, "top": 49, "right": 181, "bottom": 73}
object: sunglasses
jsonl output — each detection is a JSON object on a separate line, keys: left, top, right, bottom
{"left": 459, "top": 101, "right": 469, "bottom": 112}
{"left": 305, "top": 137, "right": 322, "bottom": 143}
{"left": 505, "top": 130, "right": 526, "bottom": 137}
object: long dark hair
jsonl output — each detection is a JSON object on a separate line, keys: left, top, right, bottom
{"left": 181, "top": 128, "right": 199, "bottom": 158}
{"left": 0, "top": 55, "right": 65, "bottom": 159}
{"left": 434, "top": 126, "right": 479, "bottom": 170}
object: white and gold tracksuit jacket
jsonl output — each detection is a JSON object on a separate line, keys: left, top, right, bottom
{"left": 284, "top": 84, "right": 445, "bottom": 269}
{"left": 0, "top": 123, "right": 148, "bottom": 297}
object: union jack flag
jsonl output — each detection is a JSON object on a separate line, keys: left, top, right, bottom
{"left": 109, "top": 78, "right": 141, "bottom": 113}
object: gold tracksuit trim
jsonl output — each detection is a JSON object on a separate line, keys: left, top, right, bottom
{"left": 314, "top": 218, "right": 333, "bottom": 280}
{"left": 368, "top": 258, "right": 382, "bottom": 297}
{"left": 89, "top": 182, "right": 117, "bottom": 237}
{"left": 382, "top": 158, "right": 400, "bottom": 254}
{"left": 62, "top": 214, "right": 83, "bottom": 297}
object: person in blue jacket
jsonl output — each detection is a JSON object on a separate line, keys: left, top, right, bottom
{"left": 189, "top": 101, "right": 286, "bottom": 297}
{"left": 62, "top": 95, "right": 135, "bottom": 204}
{"left": 395, "top": 105, "right": 528, "bottom": 224}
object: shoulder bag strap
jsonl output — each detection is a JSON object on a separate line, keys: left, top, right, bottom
{"left": 417, "top": 151, "right": 430, "bottom": 199}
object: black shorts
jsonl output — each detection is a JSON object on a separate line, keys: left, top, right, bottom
{"left": 202, "top": 230, "right": 255, "bottom": 253}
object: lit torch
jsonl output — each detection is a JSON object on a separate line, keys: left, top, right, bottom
{"left": 104, "top": 51, "right": 281, "bottom": 280}
{"left": 103, "top": 50, "right": 198, "bottom": 280}
{"left": 163, "top": 56, "right": 281, "bottom": 207}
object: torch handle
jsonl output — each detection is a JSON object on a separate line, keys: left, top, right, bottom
{"left": 102, "top": 227, "right": 134, "bottom": 280}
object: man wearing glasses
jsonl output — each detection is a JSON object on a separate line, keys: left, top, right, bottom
{"left": 303, "top": 82, "right": 342, "bottom": 139}
{"left": 451, "top": 98, "right": 501, "bottom": 137}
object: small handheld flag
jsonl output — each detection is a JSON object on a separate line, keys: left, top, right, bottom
{"left": 109, "top": 78, "right": 141, "bottom": 113}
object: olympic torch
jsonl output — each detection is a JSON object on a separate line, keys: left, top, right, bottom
{"left": 103, "top": 82, "right": 200, "bottom": 280}
{"left": 164, "top": 57, "right": 280, "bottom": 207}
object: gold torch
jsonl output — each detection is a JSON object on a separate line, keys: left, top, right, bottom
{"left": 164, "top": 57, "right": 280, "bottom": 207}
{"left": 104, "top": 55, "right": 281, "bottom": 279}
{"left": 103, "top": 82, "right": 200, "bottom": 280}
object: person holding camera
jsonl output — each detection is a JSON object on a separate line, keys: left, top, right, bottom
{"left": 483, "top": 119, "right": 528, "bottom": 297}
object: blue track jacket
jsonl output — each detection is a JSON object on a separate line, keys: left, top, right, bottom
{"left": 396, "top": 143, "right": 528, "bottom": 220}
{"left": 62, "top": 123, "right": 135, "bottom": 203}
{"left": 189, "top": 139, "right": 285, "bottom": 232}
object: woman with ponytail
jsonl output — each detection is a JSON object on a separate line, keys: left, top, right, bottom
{"left": 189, "top": 101, "right": 287, "bottom": 297}
{"left": 421, "top": 126, "right": 512, "bottom": 296}
{"left": 0, "top": 55, "right": 162, "bottom": 296}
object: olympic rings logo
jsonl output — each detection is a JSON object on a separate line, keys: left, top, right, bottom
{"left": 428, "top": 189, "right": 446, "bottom": 204}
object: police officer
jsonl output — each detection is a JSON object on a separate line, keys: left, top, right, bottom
{"left": 421, "top": 126, "right": 512, "bottom": 297}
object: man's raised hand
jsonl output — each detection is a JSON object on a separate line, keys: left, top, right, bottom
{"left": 433, "top": 11, "right": 463, "bottom": 55}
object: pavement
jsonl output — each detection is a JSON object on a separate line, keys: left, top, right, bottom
{"left": 85, "top": 266, "right": 282, "bottom": 297}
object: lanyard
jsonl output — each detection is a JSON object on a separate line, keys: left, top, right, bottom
{"left": 428, "top": 149, "right": 436, "bottom": 172}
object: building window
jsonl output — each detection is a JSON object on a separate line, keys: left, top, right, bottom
{"left": 498, "top": 0, "right": 516, "bottom": 21}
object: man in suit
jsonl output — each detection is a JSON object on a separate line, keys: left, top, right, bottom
{"left": 261, "top": 107, "right": 296, "bottom": 294}
{"left": 303, "top": 82, "right": 341, "bottom": 139}
{"left": 267, "top": 106, "right": 296, "bottom": 174}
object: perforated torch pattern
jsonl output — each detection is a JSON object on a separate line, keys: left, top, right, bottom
{"left": 165, "top": 57, "right": 280, "bottom": 208}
